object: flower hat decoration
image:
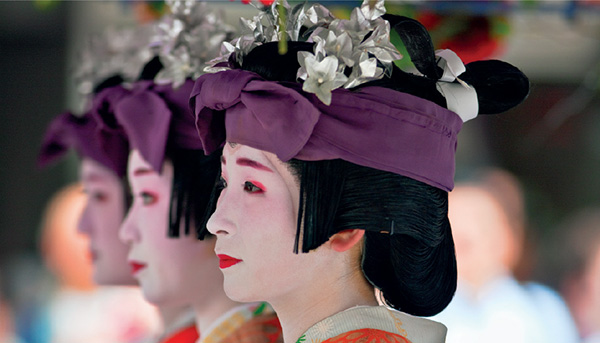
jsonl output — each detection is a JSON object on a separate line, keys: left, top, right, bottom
{"left": 208, "top": 0, "right": 402, "bottom": 105}
{"left": 73, "top": 24, "right": 154, "bottom": 112}
{"left": 151, "top": 0, "right": 235, "bottom": 87}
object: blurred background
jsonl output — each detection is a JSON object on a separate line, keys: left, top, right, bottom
{"left": 1, "top": 0, "right": 599, "bottom": 342}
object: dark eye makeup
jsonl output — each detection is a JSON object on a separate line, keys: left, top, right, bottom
{"left": 139, "top": 191, "right": 158, "bottom": 206}
{"left": 244, "top": 181, "right": 265, "bottom": 194}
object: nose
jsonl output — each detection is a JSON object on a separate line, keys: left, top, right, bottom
{"left": 77, "top": 201, "right": 93, "bottom": 236}
{"left": 206, "top": 192, "right": 236, "bottom": 237}
{"left": 119, "top": 206, "right": 140, "bottom": 244}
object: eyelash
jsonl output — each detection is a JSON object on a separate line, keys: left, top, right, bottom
{"left": 84, "top": 189, "right": 107, "bottom": 203}
{"left": 216, "top": 177, "right": 264, "bottom": 194}
{"left": 217, "top": 176, "right": 227, "bottom": 190}
{"left": 244, "top": 181, "right": 264, "bottom": 194}
{"left": 139, "top": 191, "right": 157, "bottom": 206}
{"left": 92, "top": 192, "right": 108, "bottom": 202}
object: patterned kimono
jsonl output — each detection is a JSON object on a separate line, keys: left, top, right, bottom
{"left": 161, "top": 325, "right": 199, "bottom": 343}
{"left": 199, "top": 302, "right": 282, "bottom": 343}
{"left": 297, "top": 306, "right": 446, "bottom": 343}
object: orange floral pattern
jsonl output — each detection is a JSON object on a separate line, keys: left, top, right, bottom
{"left": 220, "top": 313, "right": 283, "bottom": 343}
{"left": 162, "top": 325, "right": 199, "bottom": 343}
{"left": 322, "top": 329, "right": 411, "bottom": 343}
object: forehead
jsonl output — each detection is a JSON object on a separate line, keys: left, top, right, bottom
{"left": 128, "top": 150, "right": 151, "bottom": 169}
{"left": 80, "top": 158, "right": 117, "bottom": 182}
{"left": 127, "top": 149, "right": 174, "bottom": 182}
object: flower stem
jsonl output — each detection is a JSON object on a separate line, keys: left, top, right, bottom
{"left": 277, "top": 0, "right": 288, "bottom": 55}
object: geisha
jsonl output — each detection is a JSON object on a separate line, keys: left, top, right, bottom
{"left": 90, "top": 2, "right": 283, "bottom": 342}
{"left": 189, "top": 1, "right": 530, "bottom": 343}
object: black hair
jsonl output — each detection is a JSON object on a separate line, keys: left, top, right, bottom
{"left": 166, "top": 147, "right": 221, "bottom": 239}
{"left": 94, "top": 74, "right": 125, "bottom": 94}
{"left": 286, "top": 159, "right": 456, "bottom": 317}
{"left": 205, "top": 14, "right": 528, "bottom": 316}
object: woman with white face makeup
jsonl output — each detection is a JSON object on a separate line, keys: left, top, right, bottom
{"left": 38, "top": 22, "right": 197, "bottom": 342}
{"left": 94, "top": 49, "right": 283, "bottom": 343}
{"left": 78, "top": 158, "right": 132, "bottom": 285}
{"left": 189, "top": 2, "right": 530, "bottom": 343}
{"left": 40, "top": 111, "right": 132, "bottom": 286}
{"left": 39, "top": 111, "right": 161, "bottom": 342}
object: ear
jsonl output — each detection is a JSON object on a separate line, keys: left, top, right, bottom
{"left": 329, "top": 229, "right": 365, "bottom": 252}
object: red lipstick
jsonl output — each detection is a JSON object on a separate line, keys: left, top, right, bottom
{"left": 129, "top": 261, "right": 146, "bottom": 275}
{"left": 217, "top": 254, "right": 242, "bottom": 269}
{"left": 88, "top": 249, "right": 97, "bottom": 262}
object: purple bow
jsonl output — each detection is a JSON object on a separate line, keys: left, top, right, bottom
{"left": 190, "top": 69, "right": 463, "bottom": 191}
{"left": 38, "top": 111, "right": 129, "bottom": 177}
{"left": 191, "top": 69, "right": 321, "bottom": 161}
{"left": 95, "top": 79, "right": 202, "bottom": 173}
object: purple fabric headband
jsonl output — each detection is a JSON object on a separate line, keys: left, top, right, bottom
{"left": 38, "top": 111, "right": 129, "bottom": 177}
{"left": 94, "top": 79, "right": 203, "bottom": 173}
{"left": 190, "top": 69, "right": 464, "bottom": 192}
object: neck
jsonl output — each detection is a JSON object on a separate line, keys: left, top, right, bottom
{"left": 159, "top": 304, "right": 194, "bottom": 334}
{"left": 271, "top": 267, "right": 377, "bottom": 343}
{"left": 192, "top": 290, "right": 241, "bottom": 336}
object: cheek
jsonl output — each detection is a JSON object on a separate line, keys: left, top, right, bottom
{"left": 241, "top": 195, "right": 299, "bottom": 270}
{"left": 246, "top": 194, "right": 297, "bottom": 238}
{"left": 137, "top": 200, "right": 170, "bottom": 242}
{"left": 101, "top": 203, "right": 124, "bottom": 234}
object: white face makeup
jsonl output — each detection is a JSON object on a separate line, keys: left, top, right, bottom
{"left": 120, "top": 150, "right": 221, "bottom": 307}
{"left": 207, "top": 144, "right": 333, "bottom": 303}
{"left": 79, "top": 158, "right": 134, "bottom": 286}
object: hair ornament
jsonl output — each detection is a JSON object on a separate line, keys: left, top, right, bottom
{"left": 379, "top": 220, "right": 396, "bottom": 235}
{"left": 297, "top": 0, "right": 403, "bottom": 104}
{"left": 151, "top": 0, "right": 234, "bottom": 87}
{"left": 73, "top": 25, "right": 154, "bottom": 113}
{"left": 206, "top": 0, "right": 401, "bottom": 105}
{"left": 206, "top": 0, "right": 321, "bottom": 71}
{"left": 435, "top": 49, "right": 478, "bottom": 122}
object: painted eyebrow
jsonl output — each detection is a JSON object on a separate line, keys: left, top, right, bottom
{"left": 82, "top": 173, "right": 105, "bottom": 183}
{"left": 236, "top": 157, "right": 273, "bottom": 173}
{"left": 133, "top": 168, "right": 155, "bottom": 177}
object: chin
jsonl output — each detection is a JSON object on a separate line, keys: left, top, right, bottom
{"left": 223, "top": 280, "right": 261, "bottom": 303}
{"left": 94, "top": 264, "right": 137, "bottom": 286}
{"left": 140, "top": 288, "right": 165, "bottom": 306}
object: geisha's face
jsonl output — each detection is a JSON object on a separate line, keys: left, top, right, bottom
{"left": 207, "top": 144, "right": 336, "bottom": 303}
{"left": 78, "top": 158, "right": 134, "bottom": 286}
{"left": 120, "top": 150, "right": 221, "bottom": 306}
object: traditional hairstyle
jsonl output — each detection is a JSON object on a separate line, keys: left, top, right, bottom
{"left": 167, "top": 147, "right": 221, "bottom": 238}
{"left": 191, "top": 7, "right": 529, "bottom": 316}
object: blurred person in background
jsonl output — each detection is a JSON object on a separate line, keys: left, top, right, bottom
{"left": 38, "top": 110, "right": 164, "bottom": 342}
{"left": 90, "top": 2, "right": 283, "bottom": 343}
{"left": 35, "top": 11, "right": 213, "bottom": 342}
{"left": 545, "top": 208, "right": 600, "bottom": 343}
{"left": 0, "top": 270, "right": 23, "bottom": 343}
{"left": 27, "top": 183, "right": 159, "bottom": 343}
{"left": 432, "top": 168, "right": 578, "bottom": 343}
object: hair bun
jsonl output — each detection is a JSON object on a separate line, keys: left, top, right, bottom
{"left": 382, "top": 14, "right": 441, "bottom": 80}
{"left": 93, "top": 74, "right": 125, "bottom": 94}
{"left": 384, "top": 13, "right": 530, "bottom": 116}
{"left": 461, "top": 60, "right": 530, "bottom": 115}
{"left": 138, "top": 55, "right": 164, "bottom": 81}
